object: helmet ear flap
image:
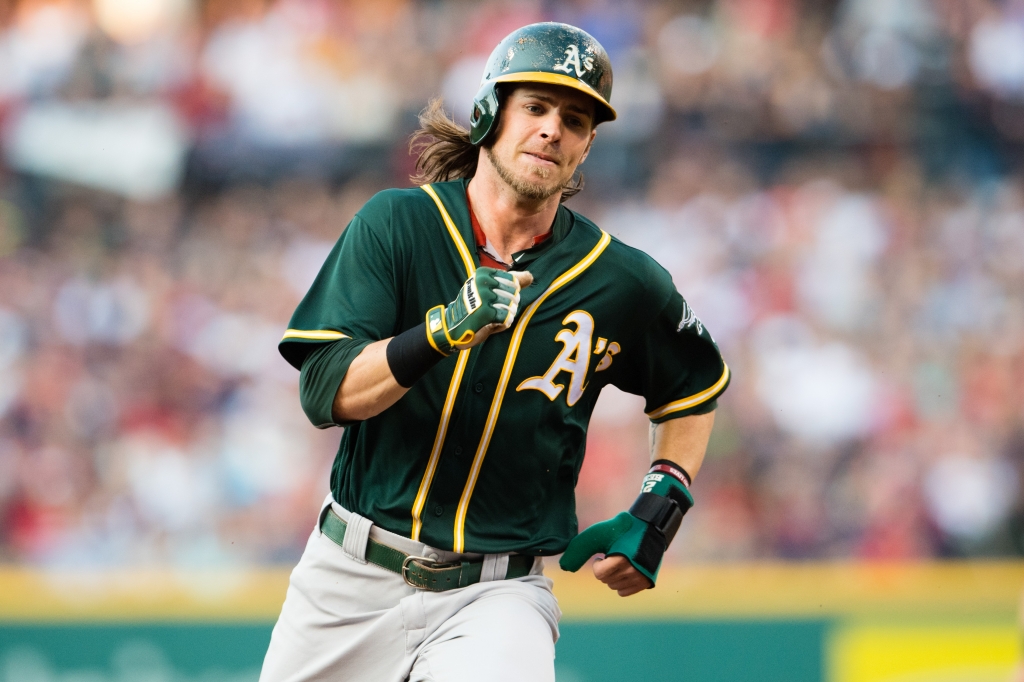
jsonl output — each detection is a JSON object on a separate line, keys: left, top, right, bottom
{"left": 469, "top": 82, "right": 502, "bottom": 146}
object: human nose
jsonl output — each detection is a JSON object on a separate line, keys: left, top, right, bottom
{"left": 537, "top": 111, "right": 562, "bottom": 143}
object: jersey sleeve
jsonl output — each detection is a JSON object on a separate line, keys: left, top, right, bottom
{"left": 613, "top": 268, "right": 730, "bottom": 423}
{"left": 278, "top": 196, "right": 400, "bottom": 372}
{"left": 297, "top": 337, "right": 373, "bottom": 428}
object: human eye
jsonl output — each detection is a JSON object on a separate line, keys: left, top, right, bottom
{"left": 566, "top": 114, "right": 589, "bottom": 130}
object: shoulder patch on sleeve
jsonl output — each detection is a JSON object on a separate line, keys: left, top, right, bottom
{"left": 676, "top": 300, "right": 704, "bottom": 336}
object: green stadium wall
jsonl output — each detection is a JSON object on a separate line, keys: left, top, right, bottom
{"left": 0, "top": 563, "right": 1019, "bottom": 682}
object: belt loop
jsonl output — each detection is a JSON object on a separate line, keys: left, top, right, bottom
{"left": 341, "top": 512, "right": 372, "bottom": 563}
{"left": 458, "top": 562, "right": 472, "bottom": 588}
{"left": 480, "top": 553, "right": 510, "bottom": 582}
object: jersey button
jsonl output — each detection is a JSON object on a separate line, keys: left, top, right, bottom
{"left": 433, "top": 505, "right": 444, "bottom": 517}
{"left": 454, "top": 445, "right": 463, "bottom": 456}
{"left": 474, "top": 382, "right": 484, "bottom": 393}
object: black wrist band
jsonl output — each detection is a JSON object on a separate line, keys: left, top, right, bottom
{"left": 386, "top": 323, "right": 446, "bottom": 388}
{"left": 650, "top": 459, "right": 692, "bottom": 487}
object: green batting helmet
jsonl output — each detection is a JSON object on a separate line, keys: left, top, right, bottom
{"left": 469, "top": 22, "right": 617, "bottom": 146}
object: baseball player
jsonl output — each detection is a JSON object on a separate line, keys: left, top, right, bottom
{"left": 261, "top": 22, "right": 729, "bottom": 682}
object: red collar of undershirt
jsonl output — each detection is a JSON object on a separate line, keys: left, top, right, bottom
{"left": 466, "top": 191, "right": 551, "bottom": 270}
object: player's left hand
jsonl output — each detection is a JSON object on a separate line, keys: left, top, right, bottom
{"left": 559, "top": 473, "right": 693, "bottom": 592}
{"left": 558, "top": 511, "right": 660, "bottom": 590}
{"left": 592, "top": 554, "right": 650, "bottom": 597}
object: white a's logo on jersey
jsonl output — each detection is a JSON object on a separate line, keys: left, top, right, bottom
{"left": 553, "top": 45, "right": 595, "bottom": 79}
{"left": 518, "top": 310, "right": 595, "bottom": 407}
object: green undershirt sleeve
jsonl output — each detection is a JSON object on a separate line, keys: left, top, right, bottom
{"left": 298, "top": 337, "right": 374, "bottom": 429}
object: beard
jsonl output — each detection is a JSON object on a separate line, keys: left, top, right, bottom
{"left": 485, "top": 145, "right": 564, "bottom": 201}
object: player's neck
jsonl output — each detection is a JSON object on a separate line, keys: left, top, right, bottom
{"left": 466, "top": 161, "right": 560, "bottom": 264}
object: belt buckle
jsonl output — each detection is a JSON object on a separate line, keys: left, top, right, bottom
{"left": 401, "top": 555, "right": 438, "bottom": 589}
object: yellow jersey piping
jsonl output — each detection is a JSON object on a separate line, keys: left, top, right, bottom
{"left": 453, "top": 231, "right": 612, "bottom": 552}
{"left": 411, "top": 350, "right": 471, "bottom": 540}
{"left": 645, "top": 363, "right": 730, "bottom": 420}
{"left": 410, "top": 184, "right": 476, "bottom": 541}
{"left": 422, "top": 184, "right": 476, "bottom": 275}
{"left": 281, "top": 329, "right": 349, "bottom": 341}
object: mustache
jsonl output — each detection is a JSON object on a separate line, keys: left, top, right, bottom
{"left": 520, "top": 148, "right": 565, "bottom": 165}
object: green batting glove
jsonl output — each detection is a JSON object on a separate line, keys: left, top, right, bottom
{"left": 426, "top": 268, "right": 533, "bottom": 355}
{"left": 560, "top": 461, "right": 694, "bottom": 587}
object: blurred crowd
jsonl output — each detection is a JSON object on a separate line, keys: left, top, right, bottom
{"left": 1, "top": 0, "right": 1024, "bottom": 565}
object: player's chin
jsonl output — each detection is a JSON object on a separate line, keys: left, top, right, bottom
{"left": 518, "top": 174, "right": 566, "bottom": 200}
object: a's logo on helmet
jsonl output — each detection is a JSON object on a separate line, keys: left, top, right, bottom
{"left": 553, "top": 44, "right": 595, "bottom": 79}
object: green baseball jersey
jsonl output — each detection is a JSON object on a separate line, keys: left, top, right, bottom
{"left": 279, "top": 179, "right": 729, "bottom": 555}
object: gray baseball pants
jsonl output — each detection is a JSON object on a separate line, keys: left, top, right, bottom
{"left": 258, "top": 496, "right": 560, "bottom": 682}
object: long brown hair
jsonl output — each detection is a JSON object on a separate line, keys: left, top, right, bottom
{"left": 408, "top": 97, "right": 583, "bottom": 202}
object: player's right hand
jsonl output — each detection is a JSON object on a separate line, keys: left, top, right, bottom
{"left": 426, "top": 268, "right": 533, "bottom": 355}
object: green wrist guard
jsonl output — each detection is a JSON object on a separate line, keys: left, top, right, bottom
{"left": 559, "top": 461, "right": 694, "bottom": 587}
{"left": 426, "top": 267, "right": 527, "bottom": 355}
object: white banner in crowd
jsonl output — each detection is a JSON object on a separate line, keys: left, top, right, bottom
{"left": 3, "top": 101, "right": 189, "bottom": 200}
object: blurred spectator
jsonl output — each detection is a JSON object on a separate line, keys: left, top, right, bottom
{"left": 1, "top": 0, "right": 1024, "bottom": 566}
